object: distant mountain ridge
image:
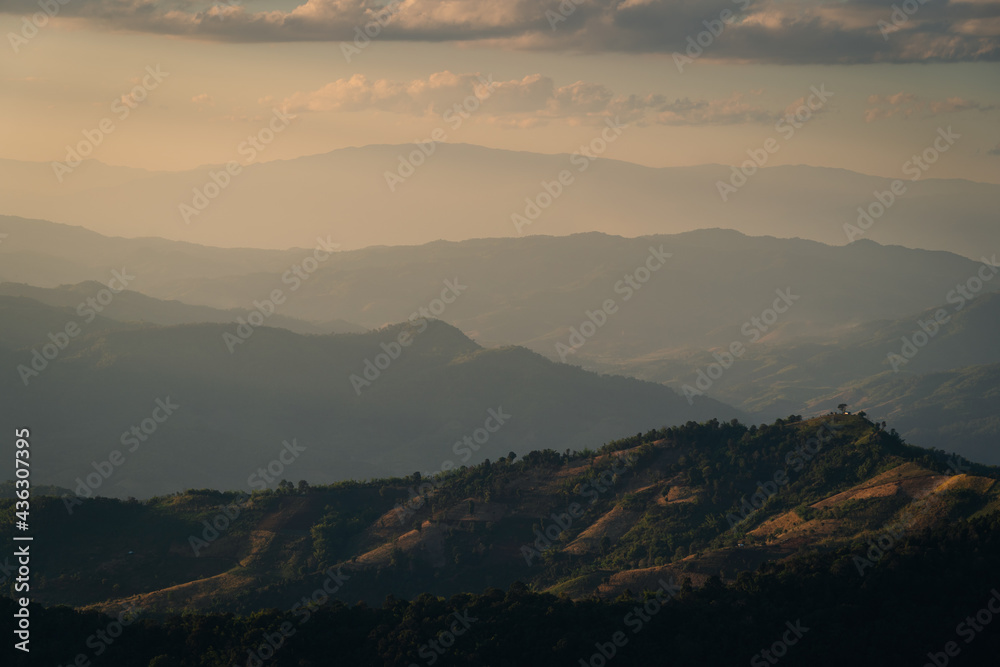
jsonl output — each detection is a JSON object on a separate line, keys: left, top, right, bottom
{"left": 3, "top": 216, "right": 999, "bottom": 464}
{"left": 0, "top": 295, "right": 740, "bottom": 496}
{"left": 0, "top": 143, "right": 996, "bottom": 256}
{"left": 0, "top": 281, "right": 363, "bottom": 335}
{"left": 3, "top": 217, "right": 993, "bottom": 355}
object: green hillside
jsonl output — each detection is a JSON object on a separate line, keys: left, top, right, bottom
{"left": 5, "top": 414, "right": 1000, "bottom": 666}
{"left": 6, "top": 414, "right": 995, "bottom": 616}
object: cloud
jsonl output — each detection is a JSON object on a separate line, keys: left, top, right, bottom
{"left": 281, "top": 71, "right": 499, "bottom": 114}
{"left": 655, "top": 91, "right": 779, "bottom": 125}
{"left": 864, "top": 92, "right": 997, "bottom": 122}
{"left": 988, "top": 143, "right": 1000, "bottom": 156}
{"left": 191, "top": 93, "right": 215, "bottom": 107}
{"left": 280, "top": 71, "right": 791, "bottom": 127}
{"left": 2, "top": 0, "right": 998, "bottom": 64}
{"left": 783, "top": 93, "right": 831, "bottom": 119}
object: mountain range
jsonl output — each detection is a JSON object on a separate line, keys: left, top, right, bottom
{"left": 1, "top": 144, "right": 998, "bottom": 257}
{"left": 3, "top": 215, "right": 998, "bottom": 465}
{"left": 0, "top": 293, "right": 737, "bottom": 496}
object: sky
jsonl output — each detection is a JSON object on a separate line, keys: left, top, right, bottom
{"left": 1, "top": 0, "right": 999, "bottom": 182}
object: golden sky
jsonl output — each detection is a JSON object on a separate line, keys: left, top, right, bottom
{"left": 2, "top": 1, "right": 999, "bottom": 182}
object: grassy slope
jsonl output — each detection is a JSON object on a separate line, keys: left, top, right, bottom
{"left": 4, "top": 414, "right": 997, "bottom": 617}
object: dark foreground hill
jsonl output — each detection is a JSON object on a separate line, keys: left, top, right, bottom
{"left": 4, "top": 414, "right": 999, "bottom": 666}
{"left": 9, "top": 515, "right": 1000, "bottom": 667}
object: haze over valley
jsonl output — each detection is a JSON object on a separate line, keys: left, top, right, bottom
{"left": 3, "top": 0, "right": 1000, "bottom": 664}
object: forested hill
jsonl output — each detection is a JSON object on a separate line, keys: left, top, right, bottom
{"left": 4, "top": 414, "right": 1000, "bottom": 666}
{"left": 5, "top": 415, "right": 998, "bottom": 607}
{"left": 10, "top": 512, "right": 1000, "bottom": 666}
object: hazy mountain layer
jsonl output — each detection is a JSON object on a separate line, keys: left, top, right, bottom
{"left": 0, "top": 297, "right": 738, "bottom": 497}
{"left": 815, "top": 364, "right": 1000, "bottom": 465}
{"left": 0, "top": 281, "right": 363, "bottom": 335}
{"left": 4, "top": 217, "right": 994, "bottom": 362}
{"left": 1, "top": 145, "right": 997, "bottom": 258}
{"left": 584, "top": 293, "right": 1000, "bottom": 462}
{"left": 4, "top": 217, "right": 998, "bottom": 464}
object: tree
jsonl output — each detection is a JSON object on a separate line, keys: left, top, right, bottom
{"left": 838, "top": 403, "right": 848, "bottom": 413}
{"left": 688, "top": 466, "right": 705, "bottom": 485}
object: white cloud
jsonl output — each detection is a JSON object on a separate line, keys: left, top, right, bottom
{"left": 865, "top": 93, "right": 996, "bottom": 122}
{"left": 281, "top": 72, "right": 788, "bottom": 128}
{"left": 192, "top": 93, "right": 215, "bottom": 108}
